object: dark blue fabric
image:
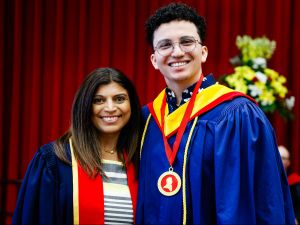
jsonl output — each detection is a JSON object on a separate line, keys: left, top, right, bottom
{"left": 137, "top": 90, "right": 295, "bottom": 224}
{"left": 12, "top": 142, "right": 73, "bottom": 225}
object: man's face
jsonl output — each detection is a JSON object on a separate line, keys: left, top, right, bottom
{"left": 150, "top": 20, "right": 208, "bottom": 88}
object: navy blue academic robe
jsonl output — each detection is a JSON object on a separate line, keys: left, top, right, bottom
{"left": 12, "top": 143, "right": 74, "bottom": 224}
{"left": 12, "top": 141, "right": 138, "bottom": 224}
{"left": 137, "top": 84, "right": 295, "bottom": 224}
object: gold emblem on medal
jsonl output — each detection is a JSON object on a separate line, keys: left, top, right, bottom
{"left": 157, "top": 170, "right": 181, "bottom": 196}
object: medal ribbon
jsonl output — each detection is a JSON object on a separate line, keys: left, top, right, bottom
{"left": 160, "top": 74, "right": 203, "bottom": 166}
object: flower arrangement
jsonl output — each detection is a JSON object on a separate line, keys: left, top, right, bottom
{"left": 220, "top": 35, "right": 295, "bottom": 120}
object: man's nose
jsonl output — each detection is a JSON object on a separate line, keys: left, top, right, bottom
{"left": 171, "top": 43, "right": 185, "bottom": 56}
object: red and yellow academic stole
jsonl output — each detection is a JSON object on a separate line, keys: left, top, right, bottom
{"left": 148, "top": 80, "right": 254, "bottom": 196}
{"left": 70, "top": 139, "right": 104, "bottom": 224}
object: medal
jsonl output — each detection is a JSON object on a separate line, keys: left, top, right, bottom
{"left": 157, "top": 167, "right": 181, "bottom": 196}
{"left": 155, "top": 75, "right": 204, "bottom": 196}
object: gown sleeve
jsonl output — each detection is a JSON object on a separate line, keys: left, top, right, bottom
{"left": 213, "top": 98, "right": 295, "bottom": 224}
{"left": 12, "top": 143, "right": 59, "bottom": 224}
{"left": 136, "top": 106, "right": 149, "bottom": 224}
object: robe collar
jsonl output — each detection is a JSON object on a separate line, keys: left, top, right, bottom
{"left": 166, "top": 74, "right": 216, "bottom": 114}
{"left": 148, "top": 83, "right": 255, "bottom": 138}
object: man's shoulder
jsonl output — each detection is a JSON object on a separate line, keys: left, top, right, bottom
{"left": 199, "top": 94, "right": 261, "bottom": 123}
{"left": 141, "top": 105, "right": 151, "bottom": 121}
{"left": 216, "top": 95, "right": 259, "bottom": 115}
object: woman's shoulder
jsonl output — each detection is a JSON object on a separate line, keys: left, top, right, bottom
{"left": 36, "top": 142, "right": 58, "bottom": 164}
{"left": 33, "top": 141, "right": 71, "bottom": 178}
{"left": 38, "top": 142, "right": 56, "bottom": 156}
{"left": 38, "top": 141, "right": 71, "bottom": 160}
{"left": 12, "top": 141, "right": 73, "bottom": 224}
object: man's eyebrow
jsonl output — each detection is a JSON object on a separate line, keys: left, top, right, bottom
{"left": 180, "top": 35, "right": 194, "bottom": 39}
{"left": 156, "top": 39, "right": 171, "bottom": 44}
{"left": 157, "top": 36, "right": 195, "bottom": 43}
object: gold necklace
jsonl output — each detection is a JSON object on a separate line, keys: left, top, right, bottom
{"left": 102, "top": 148, "right": 115, "bottom": 154}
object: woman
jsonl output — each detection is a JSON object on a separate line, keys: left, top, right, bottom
{"left": 12, "top": 68, "right": 142, "bottom": 224}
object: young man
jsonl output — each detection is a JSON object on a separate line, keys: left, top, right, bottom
{"left": 137, "top": 3, "right": 295, "bottom": 224}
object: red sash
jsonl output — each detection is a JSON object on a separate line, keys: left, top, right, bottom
{"left": 70, "top": 139, "right": 138, "bottom": 224}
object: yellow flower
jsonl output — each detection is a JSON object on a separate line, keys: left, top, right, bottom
{"left": 225, "top": 73, "right": 240, "bottom": 86}
{"left": 221, "top": 35, "right": 295, "bottom": 120}
{"left": 259, "top": 89, "right": 276, "bottom": 106}
{"left": 225, "top": 74, "right": 248, "bottom": 94}
{"left": 271, "top": 80, "right": 288, "bottom": 98}
{"left": 235, "top": 81, "right": 248, "bottom": 94}
{"left": 254, "top": 81, "right": 266, "bottom": 92}
{"left": 264, "top": 68, "right": 279, "bottom": 80}
{"left": 236, "top": 35, "right": 276, "bottom": 63}
{"left": 278, "top": 75, "right": 286, "bottom": 84}
{"left": 234, "top": 66, "right": 255, "bottom": 80}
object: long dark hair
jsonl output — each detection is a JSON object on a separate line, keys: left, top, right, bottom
{"left": 54, "top": 68, "right": 141, "bottom": 177}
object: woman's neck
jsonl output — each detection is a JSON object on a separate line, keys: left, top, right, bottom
{"left": 99, "top": 133, "right": 120, "bottom": 161}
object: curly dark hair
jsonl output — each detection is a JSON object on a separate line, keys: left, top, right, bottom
{"left": 145, "top": 2, "right": 207, "bottom": 48}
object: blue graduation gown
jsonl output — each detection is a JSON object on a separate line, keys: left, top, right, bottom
{"left": 137, "top": 88, "right": 295, "bottom": 224}
{"left": 12, "top": 143, "right": 74, "bottom": 224}
{"left": 12, "top": 141, "right": 138, "bottom": 224}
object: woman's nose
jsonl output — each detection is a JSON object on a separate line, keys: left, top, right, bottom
{"left": 104, "top": 99, "right": 116, "bottom": 111}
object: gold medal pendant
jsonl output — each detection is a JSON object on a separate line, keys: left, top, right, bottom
{"left": 157, "top": 167, "right": 181, "bottom": 196}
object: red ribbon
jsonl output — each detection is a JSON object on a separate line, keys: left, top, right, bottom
{"left": 160, "top": 74, "right": 203, "bottom": 166}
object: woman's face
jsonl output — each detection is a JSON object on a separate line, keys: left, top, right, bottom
{"left": 91, "top": 82, "right": 131, "bottom": 136}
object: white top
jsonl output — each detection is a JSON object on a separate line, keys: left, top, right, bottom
{"left": 102, "top": 159, "right": 133, "bottom": 224}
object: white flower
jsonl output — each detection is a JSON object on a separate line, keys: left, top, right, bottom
{"left": 248, "top": 84, "right": 262, "bottom": 97}
{"left": 255, "top": 71, "right": 268, "bottom": 83}
{"left": 252, "top": 57, "right": 267, "bottom": 69}
{"left": 285, "top": 96, "right": 295, "bottom": 110}
{"left": 261, "top": 100, "right": 269, "bottom": 106}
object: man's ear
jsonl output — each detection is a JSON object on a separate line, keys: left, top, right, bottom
{"left": 201, "top": 46, "right": 208, "bottom": 63}
{"left": 150, "top": 54, "right": 159, "bottom": 70}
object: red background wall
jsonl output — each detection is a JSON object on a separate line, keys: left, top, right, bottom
{"left": 1, "top": 0, "right": 299, "bottom": 223}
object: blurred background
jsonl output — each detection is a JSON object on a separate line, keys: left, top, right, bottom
{"left": 1, "top": 0, "right": 299, "bottom": 223}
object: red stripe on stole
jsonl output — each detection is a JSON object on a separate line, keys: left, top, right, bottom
{"left": 76, "top": 156, "right": 138, "bottom": 224}
{"left": 125, "top": 160, "right": 138, "bottom": 223}
{"left": 148, "top": 91, "right": 255, "bottom": 138}
{"left": 166, "top": 92, "right": 255, "bottom": 138}
{"left": 78, "top": 164, "right": 104, "bottom": 224}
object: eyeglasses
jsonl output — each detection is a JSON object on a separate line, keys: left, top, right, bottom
{"left": 154, "top": 36, "right": 202, "bottom": 56}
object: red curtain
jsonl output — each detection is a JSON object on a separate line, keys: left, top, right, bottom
{"left": 1, "top": 0, "right": 299, "bottom": 223}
